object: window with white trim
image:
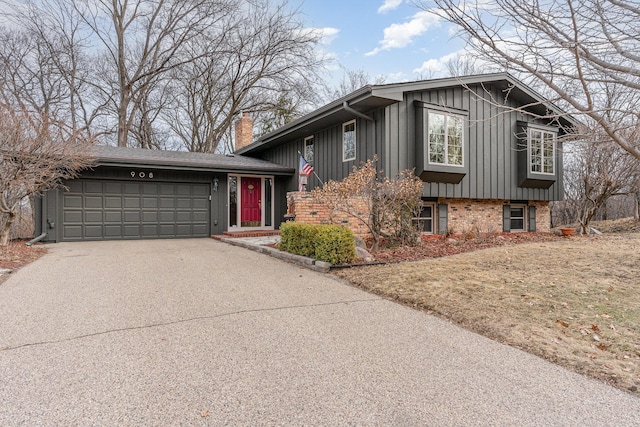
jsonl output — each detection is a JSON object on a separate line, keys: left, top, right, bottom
{"left": 510, "top": 205, "right": 526, "bottom": 231}
{"left": 428, "top": 111, "right": 463, "bottom": 166}
{"left": 413, "top": 202, "right": 435, "bottom": 234}
{"left": 304, "top": 136, "right": 314, "bottom": 164}
{"left": 529, "top": 128, "right": 556, "bottom": 174}
{"left": 342, "top": 120, "right": 356, "bottom": 162}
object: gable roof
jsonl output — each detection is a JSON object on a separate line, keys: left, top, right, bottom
{"left": 88, "top": 145, "right": 294, "bottom": 175}
{"left": 236, "top": 72, "right": 578, "bottom": 155}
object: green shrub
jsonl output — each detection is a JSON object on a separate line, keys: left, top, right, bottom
{"left": 279, "top": 222, "right": 318, "bottom": 257}
{"left": 279, "top": 222, "right": 356, "bottom": 265}
{"left": 314, "top": 226, "right": 357, "bottom": 264}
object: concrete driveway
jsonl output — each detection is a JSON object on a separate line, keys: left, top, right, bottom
{"left": 0, "top": 239, "right": 638, "bottom": 426}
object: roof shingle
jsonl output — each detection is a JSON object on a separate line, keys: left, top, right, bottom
{"left": 88, "top": 145, "right": 293, "bottom": 174}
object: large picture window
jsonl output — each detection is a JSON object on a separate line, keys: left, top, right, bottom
{"left": 342, "top": 120, "right": 356, "bottom": 162}
{"left": 428, "top": 111, "right": 463, "bottom": 166}
{"left": 529, "top": 128, "right": 555, "bottom": 174}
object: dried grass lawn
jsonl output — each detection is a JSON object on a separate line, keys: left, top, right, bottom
{"left": 333, "top": 228, "right": 640, "bottom": 395}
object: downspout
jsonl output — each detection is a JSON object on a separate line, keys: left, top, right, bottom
{"left": 26, "top": 195, "right": 48, "bottom": 246}
{"left": 26, "top": 232, "right": 46, "bottom": 246}
{"left": 342, "top": 101, "right": 373, "bottom": 122}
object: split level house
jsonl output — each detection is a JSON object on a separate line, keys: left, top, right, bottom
{"left": 35, "top": 73, "right": 575, "bottom": 242}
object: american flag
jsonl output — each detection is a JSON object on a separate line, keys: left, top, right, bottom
{"left": 299, "top": 155, "right": 313, "bottom": 176}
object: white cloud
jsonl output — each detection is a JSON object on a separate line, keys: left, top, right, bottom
{"left": 412, "top": 49, "right": 501, "bottom": 79}
{"left": 412, "top": 51, "right": 463, "bottom": 77}
{"left": 303, "top": 27, "right": 341, "bottom": 71}
{"left": 378, "top": 0, "right": 403, "bottom": 14}
{"left": 385, "top": 71, "right": 411, "bottom": 83}
{"left": 366, "top": 10, "right": 440, "bottom": 56}
{"left": 304, "top": 27, "right": 340, "bottom": 45}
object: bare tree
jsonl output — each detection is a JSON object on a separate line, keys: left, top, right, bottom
{"left": 0, "top": 0, "right": 100, "bottom": 137}
{"left": 2, "top": 0, "right": 324, "bottom": 151}
{"left": 70, "top": 0, "right": 235, "bottom": 148}
{"left": 324, "top": 68, "right": 387, "bottom": 101}
{"left": 311, "top": 158, "right": 423, "bottom": 250}
{"left": 0, "top": 29, "right": 65, "bottom": 123}
{"left": 563, "top": 124, "right": 640, "bottom": 233}
{"left": 0, "top": 105, "right": 93, "bottom": 246}
{"left": 166, "top": 0, "right": 323, "bottom": 153}
{"left": 444, "top": 53, "right": 487, "bottom": 77}
{"left": 421, "top": 0, "right": 640, "bottom": 161}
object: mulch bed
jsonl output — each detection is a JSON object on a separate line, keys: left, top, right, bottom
{"left": 369, "top": 232, "right": 563, "bottom": 263}
{"left": 0, "top": 241, "right": 47, "bottom": 272}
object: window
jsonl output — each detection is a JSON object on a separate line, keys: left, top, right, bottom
{"left": 228, "top": 176, "right": 238, "bottom": 228}
{"left": 304, "top": 136, "right": 314, "bottom": 164}
{"left": 413, "top": 203, "right": 435, "bottom": 234}
{"left": 264, "top": 178, "right": 272, "bottom": 227}
{"left": 510, "top": 205, "right": 526, "bottom": 231}
{"left": 529, "top": 128, "right": 555, "bottom": 174}
{"left": 342, "top": 120, "right": 356, "bottom": 162}
{"left": 428, "top": 111, "right": 463, "bottom": 166}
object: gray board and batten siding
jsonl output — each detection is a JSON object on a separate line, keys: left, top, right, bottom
{"left": 256, "top": 109, "right": 386, "bottom": 194}
{"left": 401, "top": 82, "right": 564, "bottom": 201}
{"left": 243, "top": 74, "right": 571, "bottom": 203}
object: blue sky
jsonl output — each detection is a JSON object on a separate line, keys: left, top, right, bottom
{"left": 295, "top": 0, "right": 467, "bottom": 84}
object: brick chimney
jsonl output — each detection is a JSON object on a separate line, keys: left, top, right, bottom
{"left": 234, "top": 113, "right": 254, "bottom": 152}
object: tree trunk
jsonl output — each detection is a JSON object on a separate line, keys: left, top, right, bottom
{"left": 117, "top": 93, "right": 129, "bottom": 147}
{"left": 635, "top": 192, "right": 640, "bottom": 220}
{"left": 0, "top": 212, "right": 16, "bottom": 246}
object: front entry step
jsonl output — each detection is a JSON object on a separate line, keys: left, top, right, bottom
{"left": 212, "top": 230, "right": 280, "bottom": 239}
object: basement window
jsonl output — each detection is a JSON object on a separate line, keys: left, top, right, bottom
{"left": 510, "top": 205, "right": 526, "bottom": 232}
{"left": 413, "top": 202, "right": 435, "bottom": 234}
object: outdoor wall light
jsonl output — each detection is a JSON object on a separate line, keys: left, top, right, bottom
{"left": 213, "top": 178, "right": 219, "bottom": 192}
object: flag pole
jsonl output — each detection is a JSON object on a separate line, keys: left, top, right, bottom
{"left": 298, "top": 150, "right": 324, "bottom": 186}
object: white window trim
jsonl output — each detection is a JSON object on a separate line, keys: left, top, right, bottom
{"left": 510, "top": 204, "right": 527, "bottom": 232}
{"left": 342, "top": 120, "right": 356, "bottom": 162}
{"left": 413, "top": 202, "right": 436, "bottom": 234}
{"left": 528, "top": 127, "right": 556, "bottom": 175}
{"left": 427, "top": 110, "right": 465, "bottom": 168}
{"left": 304, "top": 135, "right": 314, "bottom": 164}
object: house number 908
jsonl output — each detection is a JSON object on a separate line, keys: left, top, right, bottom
{"left": 130, "top": 171, "right": 154, "bottom": 179}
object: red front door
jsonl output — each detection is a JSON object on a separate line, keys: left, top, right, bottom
{"left": 240, "top": 177, "right": 262, "bottom": 227}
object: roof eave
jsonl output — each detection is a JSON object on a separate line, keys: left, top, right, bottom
{"left": 237, "top": 85, "right": 403, "bottom": 154}
{"left": 94, "top": 159, "right": 295, "bottom": 175}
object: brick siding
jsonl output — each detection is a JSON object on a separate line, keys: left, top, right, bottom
{"left": 442, "top": 198, "right": 550, "bottom": 234}
{"left": 287, "top": 192, "right": 551, "bottom": 238}
{"left": 286, "top": 192, "right": 372, "bottom": 239}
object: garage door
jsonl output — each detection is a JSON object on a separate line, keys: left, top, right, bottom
{"left": 62, "top": 180, "right": 210, "bottom": 241}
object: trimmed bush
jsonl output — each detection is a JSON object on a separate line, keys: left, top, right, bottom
{"left": 279, "top": 222, "right": 357, "bottom": 265}
{"left": 314, "top": 226, "right": 357, "bottom": 264}
{"left": 279, "top": 222, "right": 318, "bottom": 257}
